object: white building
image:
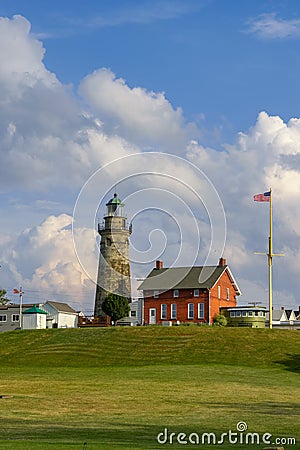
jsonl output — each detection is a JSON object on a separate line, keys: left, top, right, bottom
{"left": 23, "top": 305, "right": 47, "bottom": 329}
{"left": 42, "top": 301, "right": 78, "bottom": 328}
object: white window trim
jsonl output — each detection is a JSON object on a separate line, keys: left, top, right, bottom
{"left": 217, "top": 285, "right": 221, "bottom": 299}
{"left": 161, "top": 304, "right": 167, "bottom": 320}
{"left": 171, "top": 303, "right": 177, "bottom": 320}
{"left": 188, "top": 303, "right": 194, "bottom": 319}
{"left": 226, "top": 288, "right": 230, "bottom": 301}
{"left": 0, "top": 315, "right": 7, "bottom": 322}
{"left": 173, "top": 289, "right": 179, "bottom": 298}
{"left": 194, "top": 289, "right": 199, "bottom": 297}
{"left": 198, "top": 302, "right": 204, "bottom": 319}
{"left": 12, "top": 314, "right": 20, "bottom": 322}
{"left": 154, "top": 290, "right": 159, "bottom": 299}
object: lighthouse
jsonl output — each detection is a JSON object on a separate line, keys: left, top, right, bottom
{"left": 94, "top": 193, "right": 132, "bottom": 319}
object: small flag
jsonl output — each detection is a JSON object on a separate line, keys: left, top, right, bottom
{"left": 254, "top": 191, "right": 271, "bottom": 202}
{"left": 13, "top": 288, "right": 21, "bottom": 294}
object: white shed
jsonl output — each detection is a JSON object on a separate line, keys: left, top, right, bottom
{"left": 42, "top": 301, "right": 78, "bottom": 328}
{"left": 22, "top": 305, "right": 47, "bottom": 330}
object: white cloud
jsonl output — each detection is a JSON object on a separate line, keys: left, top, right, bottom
{"left": 246, "top": 13, "right": 300, "bottom": 40}
{"left": 0, "top": 15, "right": 58, "bottom": 89}
{"left": 79, "top": 68, "right": 196, "bottom": 151}
{"left": 1, "top": 214, "right": 97, "bottom": 310}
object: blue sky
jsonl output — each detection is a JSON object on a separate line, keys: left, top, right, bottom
{"left": 0, "top": 0, "right": 300, "bottom": 313}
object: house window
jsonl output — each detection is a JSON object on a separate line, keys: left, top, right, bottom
{"left": 248, "top": 311, "right": 253, "bottom": 316}
{"left": 230, "top": 311, "right": 235, "bottom": 318}
{"left": 198, "top": 303, "right": 204, "bottom": 319}
{"left": 188, "top": 303, "right": 194, "bottom": 319}
{"left": 173, "top": 289, "right": 179, "bottom": 298}
{"left": 130, "top": 310, "right": 137, "bottom": 318}
{"left": 12, "top": 314, "right": 20, "bottom": 322}
{"left": 194, "top": 289, "right": 199, "bottom": 297}
{"left": 0, "top": 315, "right": 7, "bottom": 322}
{"left": 236, "top": 311, "right": 241, "bottom": 317}
{"left": 242, "top": 311, "right": 247, "bottom": 317}
{"left": 255, "top": 311, "right": 259, "bottom": 316}
{"left": 226, "top": 288, "right": 230, "bottom": 300}
{"left": 161, "top": 304, "right": 167, "bottom": 320}
{"left": 171, "top": 303, "right": 177, "bottom": 319}
{"left": 154, "top": 291, "right": 159, "bottom": 299}
{"left": 217, "top": 285, "right": 221, "bottom": 299}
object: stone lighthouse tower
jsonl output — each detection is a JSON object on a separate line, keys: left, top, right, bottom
{"left": 94, "top": 193, "right": 132, "bottom": 319}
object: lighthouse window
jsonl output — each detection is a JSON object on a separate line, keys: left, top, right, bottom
{"left": 122, "top": 219, "right": 126, "bottom": 228}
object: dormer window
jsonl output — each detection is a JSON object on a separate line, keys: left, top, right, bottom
{"left": 173, "top": 289, "right": 179, "bottom": 298}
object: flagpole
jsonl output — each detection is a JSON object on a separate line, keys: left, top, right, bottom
{"left": 19, "top": 287, "right": 23, "bottom": 330}
{"left": 268, "top": 188, "right": 273, "bottom": 329}
{"left": 254, "top": 188, "right": 283, "bottom": 329}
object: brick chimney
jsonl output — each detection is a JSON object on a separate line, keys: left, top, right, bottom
{"left": 219, "top": 257, "right": 227, "bottom": 267}
{"left": 156, "top": 260, "right": 163, "bottom": 270}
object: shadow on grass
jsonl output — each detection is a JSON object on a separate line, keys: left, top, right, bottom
{"left": 0, "top": 421, "right": 274, "bottom": 450}
{"left": 275, "top": 353, "right": 300, "bottom": 373}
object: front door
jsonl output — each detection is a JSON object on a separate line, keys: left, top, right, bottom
{"left": 149, "top": 308, "right": 156, "bottom": 325}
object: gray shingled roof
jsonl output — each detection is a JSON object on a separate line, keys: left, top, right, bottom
{"left": 138, "top": 265, "right": 241, "bottom": 294}
{"left": 45, "top": 301, "right": 76, "bottom": 314}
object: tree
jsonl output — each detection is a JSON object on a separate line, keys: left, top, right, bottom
{"left": 0, "top": 289, "right": 10, "bottom": 306}
{"left": 213, "top": 313, "right": 227, "bottom": 327}
{"left": 102, "top": 293, "right": 130, "bottom": 325}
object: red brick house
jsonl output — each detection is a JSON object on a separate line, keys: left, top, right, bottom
{"left": 139, "top": 258, "right": 241, "bottom": 325}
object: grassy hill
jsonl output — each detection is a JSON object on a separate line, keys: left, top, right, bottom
{"left": 0, "top": 327, "right": 299, "bottom": 449}
{"left": 0, "top": 326, "right": 299, "bottom": 369}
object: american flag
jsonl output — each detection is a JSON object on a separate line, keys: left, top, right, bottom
{"left": 253, "top": 191, "right": 271, "bottom": 202}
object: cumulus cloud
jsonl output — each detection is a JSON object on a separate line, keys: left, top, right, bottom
{"left": 0, "top": 16, "right": 140, "bottom": 192}
{"left": 0, "top": 214, "right": 97, "bottom": 310}
{"left": 79, "top": 68, "right": 196, "bottom": 151}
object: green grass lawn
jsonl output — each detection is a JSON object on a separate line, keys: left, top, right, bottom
{"left": 0, "top": 327, "right": 299, "bottom": 449}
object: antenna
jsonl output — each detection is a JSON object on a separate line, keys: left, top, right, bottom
{"left": 248, "top": 301, "right": 262, "bottom": 307}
